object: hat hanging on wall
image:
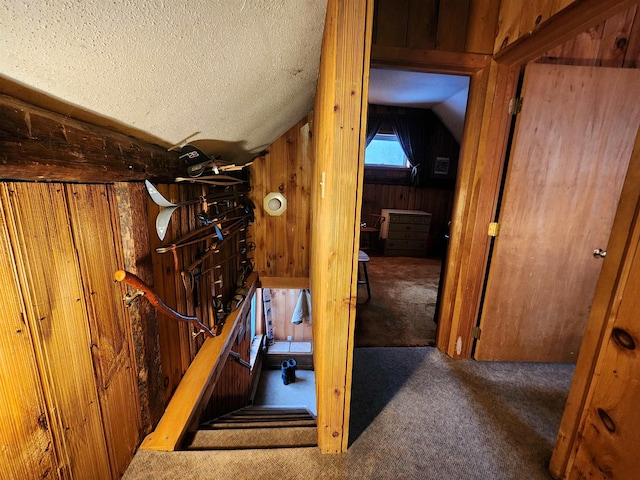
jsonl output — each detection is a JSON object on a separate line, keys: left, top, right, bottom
{"left": 263, "top": 192, "right": 287, "bottom": 216}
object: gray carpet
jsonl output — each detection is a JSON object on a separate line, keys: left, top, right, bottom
{"left": 123, "top": 347, "right": 574, "bottom": 479}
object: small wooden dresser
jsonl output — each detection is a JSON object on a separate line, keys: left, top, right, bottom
{"left": 380, "top": 209, "right": 432, "bottom": 257}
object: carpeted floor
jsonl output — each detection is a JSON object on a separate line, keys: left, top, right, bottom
{"left": 355, "top": 255, "right": 440, "bottom": 347}
{"left": 123, "top": 347, "right": 574, "bottom": 479}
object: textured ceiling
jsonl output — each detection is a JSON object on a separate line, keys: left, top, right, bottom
{"left": 0, "top": 0, "right": 328, "bottom": 163}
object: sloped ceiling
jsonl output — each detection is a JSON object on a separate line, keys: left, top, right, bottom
{"left": 368, "top": 68, "right": 469, "bottom": 142}
{"left": 0, "top": 0, "right": 328, "bottom": 164}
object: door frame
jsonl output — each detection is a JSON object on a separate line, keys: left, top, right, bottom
{"left": 432, "top": 0, "right": 640, "bottom": 361}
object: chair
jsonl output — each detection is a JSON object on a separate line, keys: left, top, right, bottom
{"left": 357, "top": 250, "right": 371, "bottom": 300}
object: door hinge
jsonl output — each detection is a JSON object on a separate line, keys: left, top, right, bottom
{"left": 508, "top": 97, "right": 523, "bottom": 115}
{"left": 472, "top": 326, "right": 482, "bottom": 339}
{"left": 488, "top": 222, "right": 500, "bottom": 237}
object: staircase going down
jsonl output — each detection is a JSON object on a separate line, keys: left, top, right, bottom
{"left": 186, "top": 405, "right": 318, "bottom": 450}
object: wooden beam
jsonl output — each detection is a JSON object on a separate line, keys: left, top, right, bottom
{"left": 0, "top": 95, "right": 181, "bottom": 183}
{"left": 371, "top": 45, "right": 491, "bottom": 74}
{"left": 494, "top": 0, "right": 639, "bottom": 65}
{"left": 139, "top": 273, "right": 258, "bottom": 451}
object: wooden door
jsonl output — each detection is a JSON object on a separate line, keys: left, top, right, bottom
{"left": 475, "top": 63, "right": 640, "bottom": 362}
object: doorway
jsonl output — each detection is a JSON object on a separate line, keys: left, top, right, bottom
{"left": 355, "top": 68, "right": 470, "bottom": 348}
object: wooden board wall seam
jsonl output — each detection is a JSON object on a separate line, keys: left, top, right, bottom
{"left": 3, "top": 183, "right": 112, "bottom": 478}
{"left": 0, "top": 183, "right": 59, "bottom": 479}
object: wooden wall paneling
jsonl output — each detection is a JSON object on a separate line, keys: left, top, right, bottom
{"left": 494, "top": 1, "right": 524, "bottom": 53}
{"left": 493, "top": 0, "right": 639, "bottom": 65}
{"left": 539, "top": 23, "right": 604, "bottom": 66}
{"left": 269, "top": 289, "right": 313, "bottom": 342}
{"left": 65, "top": 184, "right": 142, "bottom": 477}
{"left": 5, "top": 182, "right": 111, "bottom": 478}
{"left": 206, "top": 310, "right": 253, "bottom": 419}
{"left": 113, "top": 182, "right": 164, "bottom": 434}
{"left": 374, "top": 0, "right": 409, "bottom": 47}
{"left": 598, "top": 5, "right": 638, "bottom": 67}
{"left": 623, "top": 7, "right": 640, "bottom": 66}
{"left": 436, "top": 0, "right": 470, "bottom": 52}
{"left": 249, "top": 117, "right": 311, "bottom": 281}
{"left": 295, "top": 120, "right": 313, "bottom": 277}
{"left": 0, "top": 184, "right": 58, "bottom": 480}
{"left": 406, "top": 0, "right": 438, "bottom": 49}
{"left": 521, "top": 0, "right": 556, "bottom": 40}
{"left": 148, "top": 184, "right": 185, "bottom": 404}
{"left": 249, "top": 154, "right": 267, "bottom": 276}
{"left": 465, "top": 0, "right": 501, "bottom": 54}
{"left": 311, "top": 0, "right": 373, "bottom": 453}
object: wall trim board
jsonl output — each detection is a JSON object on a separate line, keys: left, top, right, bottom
{"left": 494, "top": 0, "right": 639, "bottom": 65}
{"left": 371, "top": 45, "right": 491, "bottom": 74}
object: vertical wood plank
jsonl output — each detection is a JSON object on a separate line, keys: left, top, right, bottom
{"left": 465, "top": 0, "right": 501, "bottom": 54}
{"left": 65, "top": 184, "right": 142, "bottom": 477}
{"left": 436, "top": 0, "right": 470, "bottom": 52}
{"left": 6, "top": 182, "right": 111, "bottom": 479}
{"left": 312, "top": 0, "right": 373, "bottom": 453}
{"left": 597, "top": 6, "right": 638, "bottom": 67}
{"left": 623, "top": 6, "right": 640, "bottom": 67}
{"left": 494, "top": 1, "right": 524, "bottom": 53}
{"left": 249, "top": 117, "right": 311, "bottom": 280}
{"left": 374, "top": 0, "right": 409, "bottom": 47}
{"left": 406, "top": 0, "right": 438, "bottom": 49}
{"left": 0, "top": 184, "right": 58, "bottom": 480}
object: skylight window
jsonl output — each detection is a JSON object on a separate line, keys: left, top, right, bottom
{"left": 365, "top": 133, "right": 409, "bottom": 167}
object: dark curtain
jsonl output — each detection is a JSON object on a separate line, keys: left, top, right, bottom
{"left": 365, "top": 111, "right": 385, "bottom": 146}
{"left": 391, "top": 109, "right": 435, "bottom": 186}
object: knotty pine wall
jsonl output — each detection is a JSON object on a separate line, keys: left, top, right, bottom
{"left": 249, "top": 117, "right": 314, "bottom": 342}
{"left": 537, "top": 3, "right": 640, "bottom": 68}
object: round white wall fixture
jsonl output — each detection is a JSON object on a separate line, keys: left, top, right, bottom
{"left": 263, "top": 192, "right": 287, "bottom": 216}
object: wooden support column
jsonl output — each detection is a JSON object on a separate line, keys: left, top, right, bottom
{"left": 0, "top": 96, "right": 181, "bottom": 182}
{"left": 311, "top": 0, "right": 373, "bottom": 453}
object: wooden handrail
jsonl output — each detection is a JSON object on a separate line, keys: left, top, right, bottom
{"left": 139, "top": 272, "right": 258, "bottom": 451}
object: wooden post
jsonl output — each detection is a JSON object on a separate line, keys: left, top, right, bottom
{"left": 311, "top": 0, "right": 374, "bottom": 453}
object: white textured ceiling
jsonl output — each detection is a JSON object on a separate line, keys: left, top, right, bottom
{"left": 0, "top": 0, "right": 327, "bottom": 163}
{"left": 368, "top": 68, "right": 469, "bottom": 141}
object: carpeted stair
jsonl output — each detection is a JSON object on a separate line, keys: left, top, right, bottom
{"left": 187, "top": 406, "right": 317, "bottom": 450}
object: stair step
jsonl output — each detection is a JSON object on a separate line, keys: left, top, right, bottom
{"left": 201, "top": 406, "right": 315, "bottom": 430}
{"left": 187, "top": 426, "right": 318, "bottom": 450}
{"left": 190, "top": 405, "right": 318, "bottom": 450}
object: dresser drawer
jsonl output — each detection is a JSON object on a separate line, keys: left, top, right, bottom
{"left": 385, "top": 239, "right": 428, "bottom": 250}
{"left": 388, "top": 213, "right": 432, "bottom": 225}
{"left": 387, "top": 222, "right": 430, "bottom": 235}
{"left": 387, "top": 229, "right": 429, "bottom": 241}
